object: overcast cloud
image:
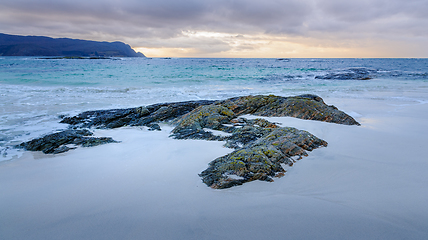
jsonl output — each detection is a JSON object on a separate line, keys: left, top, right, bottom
{"left": 0, "top": 0, "right": 427, "bottom": 57}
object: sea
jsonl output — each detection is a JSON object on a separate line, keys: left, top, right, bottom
{"left": 1, "top": 57, "right": 427, "bottom": 161}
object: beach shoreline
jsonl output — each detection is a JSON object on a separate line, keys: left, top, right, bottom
{"left": 1, "top": 95, "right": 427, "bottom": 239}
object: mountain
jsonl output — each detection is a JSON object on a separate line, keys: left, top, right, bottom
{"left": 0, "top": 33, "right": 145, "bottom": 57}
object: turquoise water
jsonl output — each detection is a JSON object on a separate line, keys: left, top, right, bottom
{"left": 1, "top": 57, "right": 427, "bottom": 87}
{"left": 1, "top": 57, "right": 428, "bottom": 160}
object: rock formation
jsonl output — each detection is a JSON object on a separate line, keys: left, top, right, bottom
{"left": 60, "top": 100, "right": 215, "bottom": 129}
{"left": 199, "top": 125, "right": 328, "bottom": 189}
{"left": 18, "top": 94, "right": 360, "bottom": 188}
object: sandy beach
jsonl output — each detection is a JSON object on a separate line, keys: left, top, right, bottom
{"left": 1, "top": 95, "right": 427, "bottom": 240}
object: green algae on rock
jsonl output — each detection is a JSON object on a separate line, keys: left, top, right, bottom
{"left": 60, "top": 94, "right": 359, "bottom": 131}
{"left": 166, "top": 94, "right": 353, "bottom": 188}
{"left": 218, "top": 94, "right": 360, "bottom": 125}
{"left": 199, "top": 126, "right": 328, "bottom": 189}
{"left": 170, "top": 105, "right": 236, "bottom": 140}
{"left": 195, "top": 122, "right": 328, "bottom": 189}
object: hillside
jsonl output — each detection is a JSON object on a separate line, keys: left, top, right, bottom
{"left": 0, "top": 33, "right": 145, "bottom": 57}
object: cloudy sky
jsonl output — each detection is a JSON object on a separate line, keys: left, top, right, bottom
{"left": 1, "top": 0, "right": 427, "bottom": 57}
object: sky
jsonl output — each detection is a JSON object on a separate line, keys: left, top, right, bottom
{"left": 0, "top": 0, "right": 427, "bottom": 58}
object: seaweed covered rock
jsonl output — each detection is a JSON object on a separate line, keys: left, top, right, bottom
{"left": 200, "top": 127, "right": 328, "bottom": 189}
{"left": 18, "top": 129, "right": 117, "bottom": 154}
{"left": 222, "top": 119, "right": 279, "bottom": 149}
{"left": 60, "top": 94, "right": 359, "bottom": 130}
{"left": 163, "top": 94, "right": 356, "bottom": 188}
{"left": 170, "top": 105, "right": 236, "bottom": 140}
{"left": 169, "top": 105, "right": 330, "bottom": 189}
{"left": 169, "top": 94, "right": 359, "bottom": 142}
{"left": 218, "top": 94, "right": 360, "bottom": 125}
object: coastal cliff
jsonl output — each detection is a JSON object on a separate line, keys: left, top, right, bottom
{"left": 0, "top": 33, "right": 145, "bottom": 57}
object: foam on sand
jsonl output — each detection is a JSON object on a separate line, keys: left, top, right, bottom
{"left": 1, "top": 97, "right": 428, "bottom": 239}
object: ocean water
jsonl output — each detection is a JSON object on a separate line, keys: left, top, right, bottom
{"left": 1, "top": 57, "right": 428, "bottom": 161}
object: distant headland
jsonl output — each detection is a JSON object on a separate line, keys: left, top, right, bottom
{"left": 0, "top": 33, "right": 145, "bottom": 57}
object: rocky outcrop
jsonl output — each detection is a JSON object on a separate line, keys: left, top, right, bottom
{"left": 199, "top": 125, "right": 328, "bottom": 189}
{"left": 168, "top": 96, "right": 336, "bottom": 188}
{"left": 19, "top": 94, "right": 360, "bottom": 188}
{"left": 217, "top": 94, "right": 360, "bottom": 125}
{"left": 61, "top": 95, "right": 359, "bottom": 132}
{"left": 18, "top": 129, "right": 117, "bottom": 154}
{"left": 166, "top": 94, "right": 358, "bottom": 188}
{"left": 60, "top": 100, "right": 215, "bottom": 129}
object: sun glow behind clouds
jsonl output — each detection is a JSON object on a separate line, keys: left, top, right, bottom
{"left": 133, "top": 31, "right": 365, "bottom": 58}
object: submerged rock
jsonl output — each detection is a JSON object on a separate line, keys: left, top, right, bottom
{"left": 18, "top": 129, "right": 118, "bottom": 154}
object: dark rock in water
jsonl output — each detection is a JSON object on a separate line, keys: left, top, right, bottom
{"left": 18, "top": 129, "right": 118, "bottom": 154}
{"left": 61, "top": 100, "right": 215, "bottom": 129}
{"left": 315, "top": 68, "right": 375, "bottom": 80}
{"left": 199, "top": 126, "right": 328, "bottom": 189}
{"left": 60, "top": 107, "right": 149, "bottom": 129}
